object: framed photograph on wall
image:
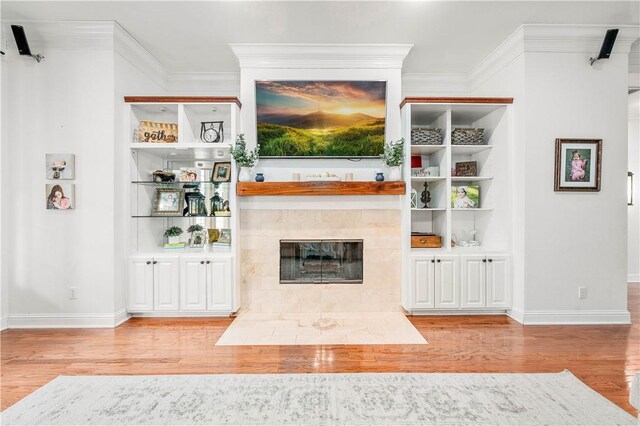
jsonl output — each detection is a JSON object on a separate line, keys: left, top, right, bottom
{"left": 554, "top": 139, "right": 602, "bottom": 192}
{"left": 153, "top": 188, "right": 185, "bottom": 216}
{"left": 46, "top": 154, "right": 75, "bottom": 180}
{"left": 212, "top": 162, "right": 231, "bottom": 183}
{"left": 46, "top": 184, "right": 74, "bottom": 210}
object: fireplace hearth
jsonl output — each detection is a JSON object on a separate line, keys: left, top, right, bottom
{"left": 280, "top": 240, "right": 363, "bottom": 284}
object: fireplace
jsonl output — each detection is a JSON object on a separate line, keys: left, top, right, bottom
{"left": 280, "top": 240, "right": 363, "bottom": 284}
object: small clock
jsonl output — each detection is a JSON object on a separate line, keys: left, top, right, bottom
{"left": 200, "top": 121, "right": 224, "bottom": 143}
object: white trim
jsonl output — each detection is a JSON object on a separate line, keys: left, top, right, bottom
{"left": 469, "top": 25, "right": 524, "bottom": 92}
{"left": 409, "top": 309, "right": 507, "bottom": 316}
{"left": 0, "top": 21, "right": 114, "bottom": 51}
{"left": 113, "top": 23, "right": 167, "bottom": 90}
{"left": 630, "top": 73, "right": 640, "bottom": 92}
{"left": 0, "top": 317, "right": 7, "bottom": 331}
{"left": 130, "top": 311, "right": 234, "bottom": 318}
{"left": 402, "top": 73, "right": 468, "bottom": 96}
{"left": 628, "top": 275, "right": 640, "bottom": 283}
{"left": 521, "top": 310, "right": 631, "bottom": 325}
{"left": 7, "top": 312, "right": 127, "bottom": 329}
{"left": 167, "top": 72, "right": 240, "bottom": 96}
{"left": 229, "top": 43, "right": 413, "bottom": 69}
{"left": 114, "top": 309, "right": 131, "bottom": 327}
{"left": 507, "top": 307, "right": 525, "bottom": 324}
{"left": 522, "top": 24, "right": 639, "bottom": 54}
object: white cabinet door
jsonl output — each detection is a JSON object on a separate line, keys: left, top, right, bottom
{"left": 207, "top": 258, "right": 232, "bottom": 311}
{"left": 461, "top": 255, "right": 486, "bottom": 308}
{"left": 434, "top": 255, "right": 459, "bottom": 309}
{"left": 180, "top": 258, "right": 208, "bottom": 311}
{"left": 153, "top": 257, "right": 179, "bottom": 311}
{"left": 128, "top": 257, "right": 154, "bottom": 311}
{"left": 486, "top": 256, "right": 511, "bottom": 308}
{"left": 411, "top": 256, "right": 435, "bottom": 309}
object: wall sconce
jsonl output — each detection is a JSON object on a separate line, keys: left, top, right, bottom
{"left": 629, "top": 171, "right": 634, "bottom": 206}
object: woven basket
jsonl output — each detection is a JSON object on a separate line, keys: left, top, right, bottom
{"left": 451, "top": 128, "right": 484, "bottom": 145}
{"left": 135, "top": 121, "right": 178, "bottom": 143}
{"left": 411, "top": 128, "right": 442, "bottom": 145}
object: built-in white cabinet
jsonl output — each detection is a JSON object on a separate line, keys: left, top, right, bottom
{"left": 409, "top": 253, "right": 510, "bottom": 312}
{"left": 207, "top": 258, "right": 232, "bottom": 311}
{"left": 128, "top": 255, "right": 179, "bottom": 311}
{"left": 180, "top": 256, "right": 232, "bottom": 312}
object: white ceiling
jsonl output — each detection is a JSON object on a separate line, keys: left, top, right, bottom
{"left": 2, "top": 1, "right": 639, "bottom": 74}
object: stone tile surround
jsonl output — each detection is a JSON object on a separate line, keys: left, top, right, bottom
{"left": 240, "top": 209, "right": 402, "bottom": 313}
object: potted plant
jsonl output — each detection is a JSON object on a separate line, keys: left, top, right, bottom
{"left": 187, "top": 224, "right": 206, "bottom": 248}
{"left": 164, "top": 226, "right": 183, "bottom": 245}
{"left": 230, "top": 134, "right": 259, "bottom": 182}
{"left": 380, "top": 138, "right": 404, "bottom": 181}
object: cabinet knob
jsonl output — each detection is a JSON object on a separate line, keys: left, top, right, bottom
{"left": 482, "top": 259, "right": 487, "bottom": 263}
{"left": 146, "top": 261, "right": 151, "bottom": 265}
{"left": 488, "top": 259, "right": 493, "bottom": 263}
{"left": 200, "top": 261, "right": 205, "bottom": 265}
{"left": 420, "top": 238, "right": 427, "bottom": 244}
{"left": 206, "top": 260, "right": 211, "bottom": 264}
{"left": 153, "top": 261, "right": 157, "bottom": 265}
{"left": 431, "top": 259, "right": 435, "bottom": 263}
{"left": 436, "top": 259, "right": 441, "bottom": 263}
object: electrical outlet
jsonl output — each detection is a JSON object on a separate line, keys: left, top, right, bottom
{"left": 578, "top": 287, "right": 587, "bottom": 299}
{"left": 70, "top": 287, "right": 77, "bottom": 300}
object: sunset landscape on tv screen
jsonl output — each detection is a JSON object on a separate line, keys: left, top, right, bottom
{"left": 256, "top": 81, "right": 387, "bottom": 157}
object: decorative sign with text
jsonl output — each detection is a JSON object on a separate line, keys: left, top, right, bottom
{"left": 136, "top": 121, "right": 178, "bottom": 143}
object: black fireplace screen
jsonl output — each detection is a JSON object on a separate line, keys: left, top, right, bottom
{"left": 280, "top": 240, "right": 363, "bottom": 284}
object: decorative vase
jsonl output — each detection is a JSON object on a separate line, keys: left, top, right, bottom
{"left": 168, "top": 236, "right": 180, "bottom": 245}
{"left": 375, "top": 172, "right": 385, "bottom": 182}
{"left": 255, "top": 173, "right": 265, "bottom": 182}
{"left": 238, "top": 167, "right": 252, "bottom": 182}
{"left": 388, "top": 166, "right": 402, "bottom": 181}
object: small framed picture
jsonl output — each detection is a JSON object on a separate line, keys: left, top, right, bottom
{"left": 180, "top": 168, "right": 198, "bottom": 182}
{"left": 212, "top": 162, "right": 232, "bottom": 183}
{"left": 207, "top": 228, "right": 220, "bottom": 243}
{"left": 554, "top": 139, "right": 602, "bottom": 192}
{"left": 46, "top": 154, "right": 75, "bottom": 180}
{"left": 455, "top": 161, "right": 478, "bottom": 177}
{"left": 451, "top": 185, "right": 479, "bottom": 209}
{"left": 46, "top": 184, "right": 74, "bottom": 210}
{"left": 217, "top": 228, "right": 232, "bottom": 244}
{"left": 153, "top": 188, "right": 185, "bottom": 216}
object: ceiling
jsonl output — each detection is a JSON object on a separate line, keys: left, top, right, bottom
{"left": 2, "top": 1, "right": 639, "bottom": 74}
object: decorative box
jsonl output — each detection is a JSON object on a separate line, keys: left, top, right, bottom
{"left": 411, "top": 233, "right": 442, "bottom": 248}
{"left": 451, "top": 128, "right": 484, "bottom": 145}
{"left": 411, "top": 128, "right": 442, "bottom": 145}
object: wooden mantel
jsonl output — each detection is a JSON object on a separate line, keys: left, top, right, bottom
{"left": 237, "top": 181, "right": 405, "bottom": 196}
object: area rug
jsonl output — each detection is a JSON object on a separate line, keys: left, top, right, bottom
{"left": 215, "top": 312, "right": 427, "bottom": 345}
{"left": 1, "top": 371, "right": 636, "bottom": 425}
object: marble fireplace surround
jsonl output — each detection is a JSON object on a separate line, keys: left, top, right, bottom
{"left": 240, "top": 209, "right": 402, "bottom": 313}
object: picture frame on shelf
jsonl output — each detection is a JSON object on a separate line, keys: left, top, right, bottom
{"left": 212, "top": 162, "right": 232, "bottom": 183}
{"left": 46, "top": 184, "right": 74, "bottom": 210}
{"left": 455, "top": 161, "right": 478, "bottom": 177}
{"left": 217, "top": 228, "right": 232, "bottom": 244}
{"left": 46, "top": 154, "right": 75, "bottom": 180}
{"left": 554, "top": 138, "right": 602, "bottom": 192}
{"left": 451, "top": 185, "right": 479, "bottom": 209}
{"left": 153, "top": 188, "right": 185, "bottom": 216}
{"left": 208, "top": 228, "right": 220, "bottom": 243}
{"left": 180, "top": 168, "right": 198, "bottom": 182}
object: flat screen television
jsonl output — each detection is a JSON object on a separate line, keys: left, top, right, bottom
{"left": 256, "top": 80, "right": 387, "bottom": 158}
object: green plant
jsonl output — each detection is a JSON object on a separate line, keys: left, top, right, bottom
{"left": 380, "top": 138, "right": 404, "bottom": 167}
{"left": 163, "top": 226, "right": 183, "bottom": 238}
{"left": 230, "top": 134, "right": 259, "bottom": 167}
{"left": 187, "top": 224, "right": 204, "bottom": 234}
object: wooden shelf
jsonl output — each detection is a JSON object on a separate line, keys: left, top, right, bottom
{"left": 237, "top": 181, "right": 405, "bottom": 196}
{"left": 124, "top": 96, "right": 242, "bottom": 108}
{"left": 400, "top": 97, "right": 513, "bottom": 108}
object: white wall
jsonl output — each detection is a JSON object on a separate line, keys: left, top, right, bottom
{"left": 0, "top": 8, "right": 8, "bottom": 331}
{"left": 523, "top": 51, "right": 630, "bottom": 321}
{"left": 629, "top": 91, "right": 640, "bottom": 282}
{"left": 3, "top": 46, "right": 116, "bottom": 326}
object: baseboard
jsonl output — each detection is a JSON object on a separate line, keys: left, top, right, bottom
{"left": 521, "top": 310, "right": 631, "bottom": 325}
{"left": 114, "top": 309, "right": 131, "bottom": 327}
{"left": 628, "top": 274, "right": 640, "bottom": 283}
{"left": 130, "top": 311, "right": 234, "bottom": 318}
{"left": 0, "top": 317, "right": 7, "bottom": 331}
{"left": 409, "top": 309, "right": 508, "bottom": 316}
{"left": 506, "top": 307, "right": 525, "bottom": 324}
{"left": 8, "top": 311, "right": 128, "bottom": 329}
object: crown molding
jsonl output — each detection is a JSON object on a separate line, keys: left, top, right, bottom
{"left": 402, "top": 73, "right": 468, "bottom": 96}
{"left": 0, "top": 20, "right": 114, "bottom": 50}
{"left": 166, "top": 72, "right": 240, "bottom": 96}
{"left": 229, "top": 43, "right": 413, "bottom": 69}
{"left": 469, "top": 26, "right": 525, "bottom": 92}
{"left": 113, "top": 23, "right": 167, "bottom": 90}
{"left": 522, "top": 24, "right": 640, "bottom": 54}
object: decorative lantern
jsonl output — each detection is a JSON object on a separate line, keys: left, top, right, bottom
{"left": 210, "top": 191, "right": 223, "bottom": 216}
{"left": 184, "top": 186, "right": 207, "bottom": 216}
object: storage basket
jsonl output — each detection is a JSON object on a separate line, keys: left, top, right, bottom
{"left": 411, "top": 233, "right": 442, "bottom": 248}
{"left": 451, "top": 128, "right": 484, "bottom": 145}
{"left": 411, "top": 128, "right": 442, "bottom": 145}
{"left": 135, "top": 121, "right": 178, "bottom": 143}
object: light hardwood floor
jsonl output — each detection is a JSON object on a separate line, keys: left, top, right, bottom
{"left": 2, "top": 284, "right": 638, "bottom": 415}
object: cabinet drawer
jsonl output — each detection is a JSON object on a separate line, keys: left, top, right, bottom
{"left": 411, "top": 235, "right": 442, "bottom": 248}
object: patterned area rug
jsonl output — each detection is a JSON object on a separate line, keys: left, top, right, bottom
{"left": 1, "top": 371, "right": 636, "bottom": 425}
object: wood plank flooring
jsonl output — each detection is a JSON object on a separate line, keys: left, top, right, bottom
{"left": 2, "top": 284, "right": 638, "bottom": 416}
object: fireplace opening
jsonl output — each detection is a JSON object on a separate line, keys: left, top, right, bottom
{"left": 280, "top": 240, "right": 363, "bottom": 284}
